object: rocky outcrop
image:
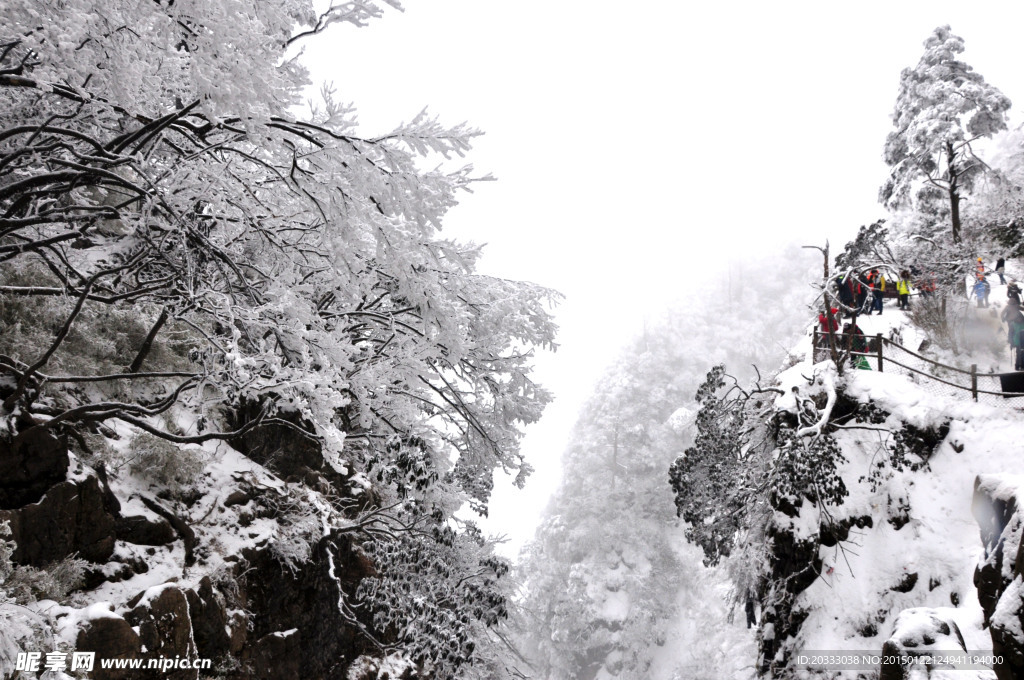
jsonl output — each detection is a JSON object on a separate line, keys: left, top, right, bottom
{"left": 226, "top": 399, "right": 326, "bottom": 480}
{"left": 115, "top": 513, "right": 176, "bottom": 546}
{"left": 972, "top": 475, "right": 1021, "bottom": 620}
{"left": 185, "top": 576, "right": 233, "bottom": 661}
{"left": 230, "top": 532, "right": 376, "bottom": 680}
{"left": 891, "top": 572, "right": 919, "bottom": 593}
{"left": 249, "top": 629, "right": 303, "bottom": 680}
{"left": 0, "top": 427, "right": 181, "bottom": 570}
{"left": 72, "top": 533, "right": 383, "bottom": 680}
{"left": 126, "top": 585, "right": 199, "bottom": 680}
{"left": 0, "top": 475, "right": 117, "bottom": 565}
{"left": 1, "top": 418, "right": 389, "bottom": 680}
{"left": 75, "top": 607, "right": 143, "bottom": 680}
{"left": 972, "top": 474, "right": 1024, "bottom": 680}
{"left": 758, "top": 521, "right": 821, "bottom": 674}
{"left": 878, "top": 607, "right": 968, "bottom": 680}
{"left": 223, "top": 399, "right": 374, "bottom": 512}
{"left": 0, "top": 428, "right": 69, "bottom": 509}
{"left": 73, "top": 586, "right": 202, "bottom": 680}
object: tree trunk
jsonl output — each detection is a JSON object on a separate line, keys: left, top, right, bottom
{"left": 611, "top": 424, "right": 619, "bottom": 492}
{"left": 129, "top": 307, "right": 169, "bottom": 373}
{"left": 820, "top": 243, "right": 843, "bottom": 374}
{"left": 947, "top": 141, "right": 962, "bottom": 243}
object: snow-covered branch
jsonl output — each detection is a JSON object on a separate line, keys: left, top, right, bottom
{"left": 795, "top": 363, "right": 837, "bottom": 439}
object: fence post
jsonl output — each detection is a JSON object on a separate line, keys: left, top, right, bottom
{"left": 971, "top": 364, "right": 978, "bottom": 401}
{"left": 876, "top": 334, "right": 883, "bottom": 372}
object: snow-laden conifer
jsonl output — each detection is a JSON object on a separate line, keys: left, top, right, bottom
{"left": 880, "top": 25, "right": 1012, "bottom": 243}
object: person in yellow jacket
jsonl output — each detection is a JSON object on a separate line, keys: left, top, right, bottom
{"left": 868, "top": 268, "right": 886, "bottom": 315}
{"left": 896, "top": 270, "right": 912, "bottom": 310}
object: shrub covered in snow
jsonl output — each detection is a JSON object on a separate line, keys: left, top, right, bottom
{"left": 0, "top": 522, "right": 85, "bottom": 677}
{"left": 127, "top": 432, "right": 208, "bottom": 497}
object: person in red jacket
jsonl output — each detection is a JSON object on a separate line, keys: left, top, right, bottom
{"left": 866, "top": 269, "right": 886, "bottom": 315}
{"left": 818, "top": 308, "right": 839, "bottom": 347}
{"left": 819, "top": 307, "right": 839, "bottom": 333}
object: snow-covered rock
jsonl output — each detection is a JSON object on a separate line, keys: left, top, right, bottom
{"left": 973, "top": 474, "right": 1024, "bottom": 679}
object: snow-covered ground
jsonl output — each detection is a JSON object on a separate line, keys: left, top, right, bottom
{"left": 769, "top": 272, "right": 1024, "bottom": 678}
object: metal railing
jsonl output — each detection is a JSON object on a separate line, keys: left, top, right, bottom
{"left": 812, "top": 329, "right": 1024, "bottom": 403}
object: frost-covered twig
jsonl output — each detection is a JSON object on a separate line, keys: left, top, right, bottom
{"left": 795, "top": 363, "right": 837, "bottom": 439}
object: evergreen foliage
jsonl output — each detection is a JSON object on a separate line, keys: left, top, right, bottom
{"left": 668, "top": 365, "right": 749, "bottom": 566}
{"left": 356, "top": 522, "right": 511, "bottom": 678}
{"left": 668, "top": 362, "right": 853, "bottom": 572}
{"left": 880, "top": 25, "right": 1012, "bottom": 242}
{"left": 772, "top": 432, "right": 847, "bottom": 507}
{"left": 834, "top": 221, "right": 889, "bottom": 272}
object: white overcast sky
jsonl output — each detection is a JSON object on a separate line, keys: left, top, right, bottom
{"left": 298, "top": 1, "right": 1024, "bottom": 554}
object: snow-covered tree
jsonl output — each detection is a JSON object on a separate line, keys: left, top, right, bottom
{"left": 880, "top": 25, "right": 1012, "bottom": 243}
{"left": 516, "top": 341, "right": 692, "bottom": 680}
{"left": 0, "top": 0, "right": 557, "bottom": 505}
{"left": 668, "top": 365, "right": 758, "bottom": 566}
{"left": 964, "top": 124, "right": 1024, "bottom": 256}
{"left": 517, "top": 252, "right": 817, "bottom": 679}
{"left": 0, "top": 1, "right": 556, "bottom": 674}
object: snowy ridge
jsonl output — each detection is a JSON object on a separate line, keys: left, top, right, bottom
{"left": 762, "top": 295, "right": 1024, "bottom": 677}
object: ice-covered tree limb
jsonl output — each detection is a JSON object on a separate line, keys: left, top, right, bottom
{"left": 795, "top": 363, "right": 837, "bottom": 439}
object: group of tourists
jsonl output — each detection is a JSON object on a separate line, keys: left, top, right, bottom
{"left": 819, "top": 256, "right": 1024, "bottom": 372}
{"left": 827, "top": 257, "right": 1013, "bottom": 321}
{"left": 971, "top": 257, "right": 993, "bottom": 307}
{"left": 969, "top": 256, "right": 1024, "bottom": 368}
{"left": 829, "top": 268, "right": 913, "bottom": 319}
{"left": 1001, "top": 274, "right": 1024, "bottom": 370}
{"left": 1001, "top": 299, "right": 1024, "bottom": 370}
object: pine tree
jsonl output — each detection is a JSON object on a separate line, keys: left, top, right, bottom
{"left": 880, "top": 25, "right": 1012, "bottom": 243}
{"left": 668, "top": 365, "right": 750, "bottom": 566}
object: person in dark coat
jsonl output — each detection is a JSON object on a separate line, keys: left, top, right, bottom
{"left": 1008, "top": 281, "right": 1021, "bottom": 306}
{"left": 1003, "top": 300, "right": 1024, "bottom": 370}
{"left": 867, "top": 269, "right": 885, "bottom": 315}
{"left": 1002, "top": 299, "right": 1021, "bottom": 334}
{"left": 855, "top": 272, "right": 869, "bottom": 315}
{"left": 836, "top": 275, "right": 854, "bottom": 315}
{"left": 843, "top": 321, "right": 867, "bottom": 353}
{"left": 745, "top": 589, "right": 757, "bottom": 629}
{"left": 1008, "top": 310, "right": 1024, "bottom": 371}
{"left": 996, "top": 257, "right": 1006, "bottom": 284}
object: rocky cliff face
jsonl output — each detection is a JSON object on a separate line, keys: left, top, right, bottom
{"left": 0, "top": 420, "right": 391, "bottom": 680}
{"left": 874, "top": 473, "right": 1024, "bottom": 680}
{"left": 749, "top": 344, "right": 1024, "bottom": 679}
{"left": 972, "top": 474, "right": 1024, "bottom": 680}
